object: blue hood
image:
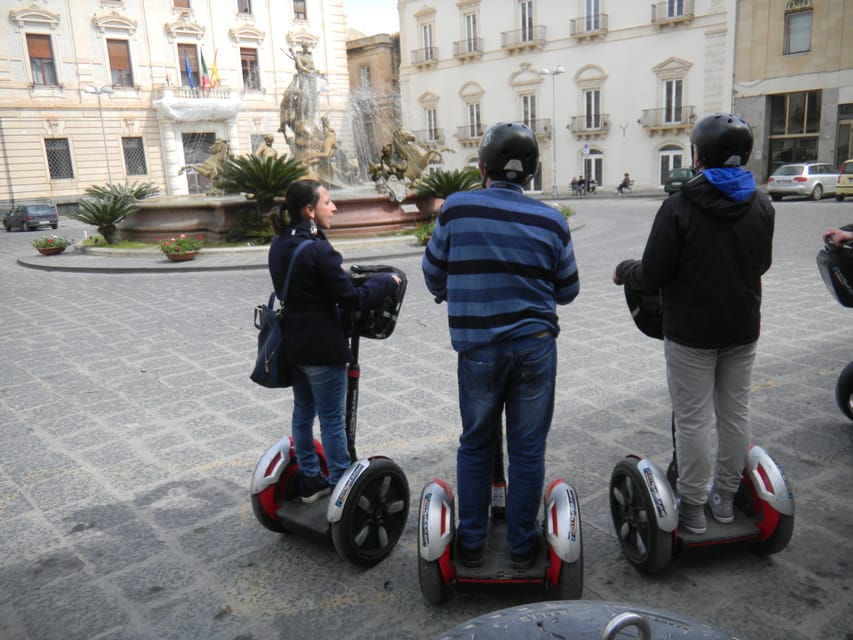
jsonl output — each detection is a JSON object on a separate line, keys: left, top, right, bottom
{"left": 702, "top": 167, "right": 756, "bottom": 202}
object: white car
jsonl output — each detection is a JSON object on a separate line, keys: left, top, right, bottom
{"left": 766, "top": 162, "right": 838, "bottom": 201}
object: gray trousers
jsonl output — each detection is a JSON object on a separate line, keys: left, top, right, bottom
{"left": 664, "top": 339, "right": 757, "bottom": 505}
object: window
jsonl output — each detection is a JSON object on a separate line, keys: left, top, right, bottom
{"left": 293, "top": 0, "right": 306, "bottom": 20}
{"left": 178, "top": 43, "right": 199, "bottom": 88}
{"left": 584, "top": 90, "right": 601, "bottom": 129}
{"left": 464, "top": 13, "right": 478, "bottom": 52}
{"left": 768, "top": 90, "right": 822, "bottom": 174}
{"left": 520, "top": 1, "right": 534, "bottom": 42}
{"left": 27, "top": 34, "right": 57, "bottom": 86}
{"left": 122, "top": 137, "right": 147, "bottom": 175}
{"left": 421, "top": 23, "right": 434, "bottom": 61}
{"left": 664, "top": 79, "right": 683, "bottom": 123}
{"left": 425, "top": 108, "right": 438, "bottom": 141}
{"left": 521, "top": 94, "right": 537, "bottom": 128}
{"left": 784, "top": 10, "right": 812, "bottom": 54}
{"left": 659, "top": 145, "right": 684, "bottom": 185}
{"left": 667, "top": 0, "right": 684, "bottom": 18}
{"left": 237, "top": 0, "right": 252, "bottom": 13}
{"left": 585, "top": 0, "right": 600, "bottom": 31}
{"left": 107, "top": 39, "right": 133, "bottom": 88}
{"left": 45, "top": 138, "right": 73, "bottom": 179}
{"left": 174, "top": 0, "right": 190, "bottom": 8}
{"left": 359, "top": 65, "right": 371, "bottom": 88}
{"left": 240, "top": 48, "right": 260, "bottom": 91}
{"left": 467, "top": 102, "right": 481, "bottom": 138}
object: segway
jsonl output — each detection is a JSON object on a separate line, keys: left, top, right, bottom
{"left": 417, "top": 422, "right": 584, "bottom": 604}
{"left": 250, "top": 265, "right": 410, "bottom": 566}
{"left": 609, "top": 279, "right": 795, "bottom": 573}
{"left": 816, "top": 238, "right": 853, "bottom": 420}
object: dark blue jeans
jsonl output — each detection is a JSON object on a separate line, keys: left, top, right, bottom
{"left": 456, "top": 334, "right": 557, "bottom": 555}
{"left": 291, "top": 364, "right": 350, "bottom": 485}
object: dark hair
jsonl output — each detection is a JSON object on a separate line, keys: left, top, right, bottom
{"left": 271, "top": 179, "right": 321, "bottom": 234}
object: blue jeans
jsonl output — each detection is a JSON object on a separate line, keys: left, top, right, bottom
{"left": 291, "top": 364, "right": 351, "bottom": 485}
{"left": 456, "top": 334, "right": 557, "bottom": 555}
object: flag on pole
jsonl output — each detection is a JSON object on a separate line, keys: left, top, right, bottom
{"left": 210, "top": 49, "right": 219, "bottom": 88}
{"left": 200, "top": 50, "right": 211, "bottom": 90}
{"left": 183, "top": 51, "right": 195, "bottom": 89}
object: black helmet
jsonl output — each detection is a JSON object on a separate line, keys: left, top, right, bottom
{"left": 478, "top": 122, "right": 539, "bottom": 184}
{"left": 690, "top": 113, "right": 753, "bottom": 168}
{"left": 345, "top": 264, "right": 407, "bottom": 339}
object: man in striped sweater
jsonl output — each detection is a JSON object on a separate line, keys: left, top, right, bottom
{"left": 422, "top": 122, "right": 580, "bottom": 569}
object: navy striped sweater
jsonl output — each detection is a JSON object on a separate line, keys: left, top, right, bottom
{"left": 422, "top": 182, "right": 580, "bottom": 353}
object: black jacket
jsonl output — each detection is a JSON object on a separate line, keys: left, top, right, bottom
{"left": 616, "top": 174, "right": 775, "bottom": 348}
{"left": 268, "top": 223, "right": 398, "bottom": 364}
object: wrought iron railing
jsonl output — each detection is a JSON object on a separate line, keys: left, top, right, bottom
{"left": 410, "top": 47, "right": 438, "bottom": 65}
{"left": 638, "top": 105, "right": 697, "bottom": 128}
{"left": 570, "top": 13, "right": 609, "bottom": 36}
{"left": 456, "top": 123, "right": 485, "bottom": 143}
{"left": 569, "top": 114, "right": 611, "bottom": 134}
{"left": 651, "top": 0, "right": 695, "bottom": 24}
{"left": 453, "top": 38, "right": 484, "bottom": 57}
{"left": 412, "top": 128, "right": 446, "bottom": 145}
{"left": 500, "top": 25, "right": 546, "bottom": 49}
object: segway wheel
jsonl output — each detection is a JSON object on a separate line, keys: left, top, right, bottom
{"left": 554, "top": 553, "right": 584, "bottom": 600}
{"left": 609, "top": 458, "right": 673, "bottom": 574}
{"left": 835, "top": 361, "right": 853, "bottom": 421}
{"left": 251, "top": 464, "right": 301, "bottom": 533}
{"left": 418, "top": 556, "right": 448, "bottom": 605}
{"left": 753, "top": 512, "right": 794, "bottom": 556}
{"left": 331, "top": 458, "right": 410, "bottom": 566}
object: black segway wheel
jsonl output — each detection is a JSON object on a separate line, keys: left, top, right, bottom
{"left": 418, "top": 555, "right": 448, "bottom": 605}
{"left": 609, "top": 458, "right": 673, "bottom": 573}
{"left": 554, "top": 553, "right": 584, "bottom": 600}
{"left": 331, "top": 457, "right": 410, "bottom": 566}
{"left": 835, "top": 360, "right": 853, "bottom": 421}
{"left": 754, "top": 512, "right": 794, "bottom": 556}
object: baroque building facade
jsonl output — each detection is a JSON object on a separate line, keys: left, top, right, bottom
{"left": 0, "top": 0, "right": 354, "bottom": 210}
{"left": 397, "top": 0, "right": 736, "bottom": 193}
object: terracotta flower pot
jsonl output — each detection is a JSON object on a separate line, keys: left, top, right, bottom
{"left": 164, "top": 251, "right": 197, "bottom": 262}
{"left": 36, "top": 246, "right": 65, "bottom": 256}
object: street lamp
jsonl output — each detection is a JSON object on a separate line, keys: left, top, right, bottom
{"left": 85, "top": 85, "right": 114, "bottom": 184}
{"left": 539, "top": 65, "right": 565, "bottom": 198}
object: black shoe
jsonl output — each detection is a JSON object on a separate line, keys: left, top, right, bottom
{"left": 457, "top": 544, "right": 484, "bottom": 568}
{"left": 300, "top": 473, "right": 330, "bottom": 504}
{"left": 510, "top": 540, "right": 540, "bottom": 570}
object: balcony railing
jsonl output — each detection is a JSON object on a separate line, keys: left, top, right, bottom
{"left": 412, "top": 128, "right": 446, "bottom": 146}
{"left": 456, "top": 123, "right": 485, "bottom": 146}
{"left": 651, "top": 0, "right": 695, "bottom": 25}
{"left": 171, "top": 87, "right": 233, "bottom": 100}
{"left": 526, "top": 118, "right": 552, "bottom": 141}
{"left": 638, "top": 106, "right": 697, "bottom": 132}
{"left": 453, "top": 38, "right": 484, "bottom": 59}
{"left": 568, "top": 114, "right": 611, "bottom": 137}
{"left": 410, "top": 47, "right": 438, "bottom": 66}
{"left": 570, "top": 14, "right": 609, "bottom": 38}
{"left": 500, "top": 25, "right": 546, "bottom": 51}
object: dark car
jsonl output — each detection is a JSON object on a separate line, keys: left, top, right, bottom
{"left": 663, "top": 167, "right": 693, "bottom": 194}
{"left": 3, "top": 203, "right": 59, "bottom": 231}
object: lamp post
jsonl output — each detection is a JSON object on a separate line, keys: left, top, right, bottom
{"left": 539, "top": 65, "right": 565, "bottom": 198}
{"left": 85, "top": 85, "right": 114, "bottom": 184}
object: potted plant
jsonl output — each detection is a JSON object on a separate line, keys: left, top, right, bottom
{"left": 411, "top": 166, "right": 481, "bottom": 244}
{"left": 32, "top": 234, "right": 73, "bottom": 255}
{"left": 160, "top": 234, "right": 204, "bottom": 261}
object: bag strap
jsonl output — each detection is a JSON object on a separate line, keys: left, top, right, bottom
{"left": 279, "top": 239, "right": 311, "bottom": 306}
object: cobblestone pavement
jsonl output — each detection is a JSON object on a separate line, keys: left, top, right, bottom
{"left": 0, "top": 196, "right": 851, "bottom": 640}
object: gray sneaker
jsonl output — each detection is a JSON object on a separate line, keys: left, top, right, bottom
{"left": 678, "top": 500, "right": 707, "bottom": 534}
{"left": 707, "top": 484, "right": 735, "bottom": 524}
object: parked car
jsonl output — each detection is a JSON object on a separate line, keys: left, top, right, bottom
{"left": 2, "top": 203, "right": 59, "bottom": 231}
{"left": 836, "top": 159, "right": 853, "bottom": 201}
{"left": 766, "top": 162, "right": 838, "bottom": 201}
{"left": 663, "top": 167, "right": 693, "bottom": 195}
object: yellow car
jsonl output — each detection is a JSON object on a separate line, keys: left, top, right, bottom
{"left": 837, "top": 159, "right": 853, "bottom": 201}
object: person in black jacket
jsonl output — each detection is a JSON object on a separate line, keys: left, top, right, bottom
{"left": 268, "top": 180, "right": 400, "bottom": 503}
{"left": 612, "top": 114, "right": 775, "bottom": 534}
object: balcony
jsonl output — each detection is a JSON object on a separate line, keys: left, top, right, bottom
{"left": 453, "top": 38, "right": 484, "bottom": 61}
{"left": 651, "top": 0, "right": 695, "bottom": 26}
{"left": 152, "top": 87, "right": 243, "bottom": 122}
{"left": 526, "top": 118, "right": 552, "bottom": 142}
{"left": 455, "top": 124, "right": 485, "bottom": 147}
{"left": 412, "top": 128, "right": 446, "bottom": 146}
{"left": 638, "top": 106, "right": 697, "bottom": 134}
{"left": 501, "top": 25, "right": 546, "bottom": 52}
{"left": 410, "top": 47, "right": 438, "bottom": 67}
{"left": 568, "top": 114, "right": 611, "bottom": 139}
{"left": 570, "top": 14, "right": 608, "bottom": 39}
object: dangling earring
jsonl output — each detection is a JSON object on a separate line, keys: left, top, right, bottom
{"left": 309, "top": 218, "right": 317, "bottom": 235}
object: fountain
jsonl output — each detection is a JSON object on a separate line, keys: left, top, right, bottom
{"left": 120, "top": 38, "right": 448, "bottom": 242}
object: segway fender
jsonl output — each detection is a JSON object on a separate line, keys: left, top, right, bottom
{"left": 746, "top": 445, "right": 794, "bottom": 517}
{"left": 250, "top": 436, "right": 293, "bottom": 495}
{"left": 543, "top": 479, "right": 582, "bottom": 563}
{"left": 327, "top": 457, "right": 371, "bottom": 523}
{"left": 418, "top": 480, "right": 455, "bottom": 562}
{"left": 637, "top": 458, "right": 678, "bottom": 532}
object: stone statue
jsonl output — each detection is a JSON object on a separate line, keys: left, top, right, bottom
{"left": 279, "top": 42, "right": 324, "bottom": 148}
{"left": 253, "top": 134, "right": 277, "bottom": 160}
{"left": 177, "top": 138, "right": 231, "bottom": 194}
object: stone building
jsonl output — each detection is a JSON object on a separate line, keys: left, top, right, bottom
{"left": 0, "top": 0, "right": 354, "bottom": 210}
{"left": 732, "top": 0, "right": 853, "bottom": 182}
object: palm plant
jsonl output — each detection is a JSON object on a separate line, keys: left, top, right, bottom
{"left": 84, "top": 181, "right": 160, "bottom": 201}
{"left": 67, "top": 194, "right": 138, "bottom": 244}
{"left": 217, "top": 154, "right": 308, "bottom": 214}
{"left": 414, "top": 166, "right": 482, "bottom": 199}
